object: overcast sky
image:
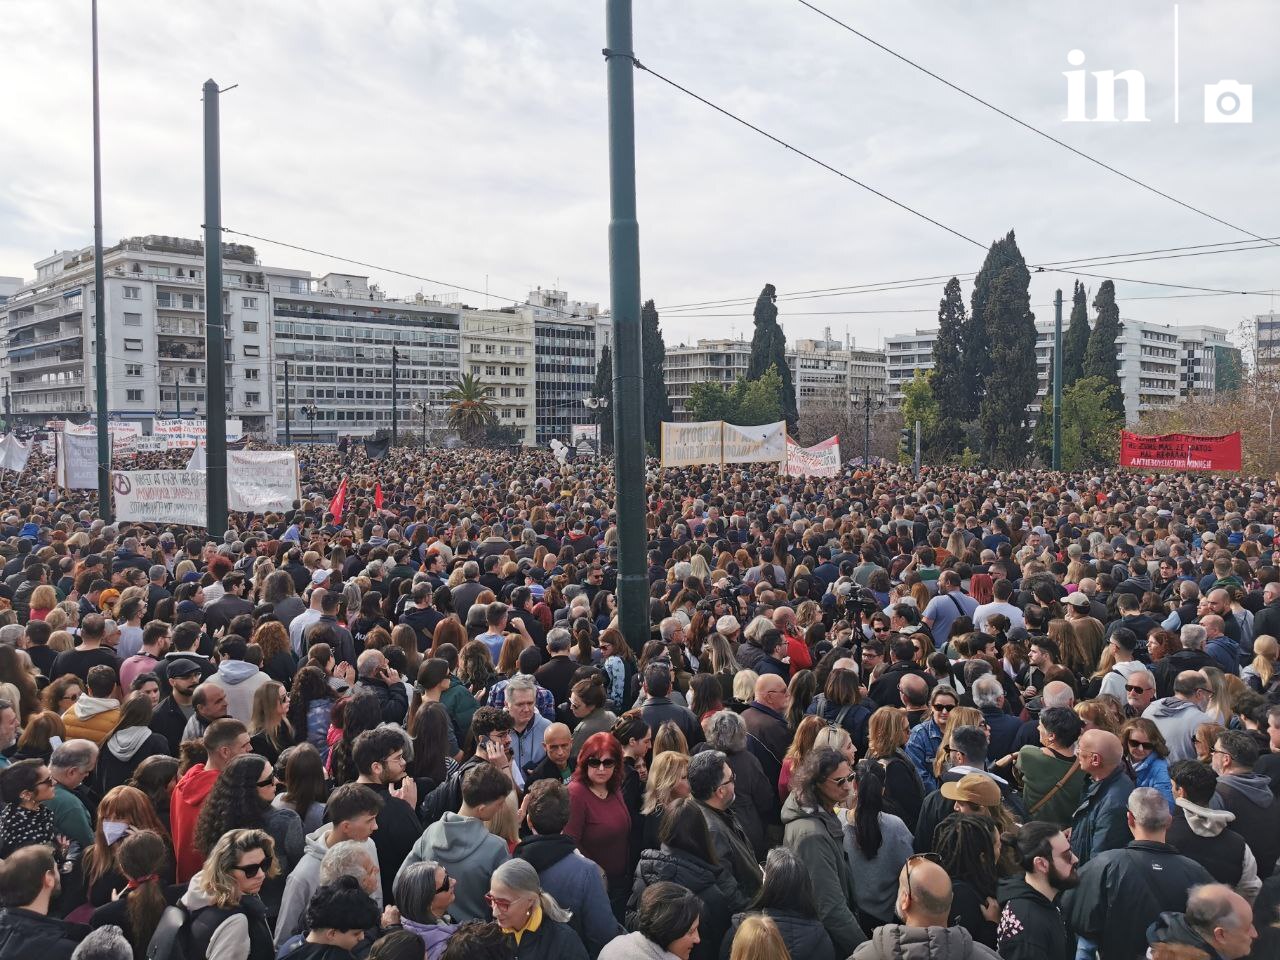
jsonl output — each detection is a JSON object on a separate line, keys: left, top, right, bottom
{"left": 2, "top": 0, "right": 1277, "bottom": 349}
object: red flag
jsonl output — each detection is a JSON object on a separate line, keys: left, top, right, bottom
{"left": 329, "top": 477, "right": 348, "bottom": 523}
{"left": 374, "top": 482, "right": 383, "bottom": 511}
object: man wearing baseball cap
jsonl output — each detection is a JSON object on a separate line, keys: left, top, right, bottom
{"left": 150, "top": 657, "right": 204, "bottom": 754}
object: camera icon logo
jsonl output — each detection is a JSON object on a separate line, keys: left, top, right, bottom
{"left": 1204, "top": 80, "right": 1253, "bottom": 123}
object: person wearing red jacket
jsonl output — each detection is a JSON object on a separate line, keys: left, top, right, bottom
{"left": 170, "top": 718, "right": 252, "bottom": 882}
{"left": 774, "top": 608, "right": 812, "bottom": 676}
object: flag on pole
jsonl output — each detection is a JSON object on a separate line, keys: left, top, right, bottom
{"left": 374, "top": 481, "right": 383, "bottom": 511}
{"left": 329, "top": 477, "right": 348, "bottom": 523}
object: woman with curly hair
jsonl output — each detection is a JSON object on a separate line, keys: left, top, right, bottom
{"left": 42, "top": 673, "right": 83, "bottom": 715}
{"left": 179, "top": 827, "right": 279, "bottom": 960}
{"left": 253, "top": 621, "right": 296, "bottom": 686}
{"left": 249, "top": 680, "right": 296, "bottom": 766}
{"left": 288, "top": 665, "right": 338, "bottom": 761}
{"left": 84, "top": 784, "right": 172, "bottom": 906}
{"left": 193, "top": 753, "right": 304, "bottom": 920}
{"left": 458, "top": 639, "right": 498, "bottom": 695}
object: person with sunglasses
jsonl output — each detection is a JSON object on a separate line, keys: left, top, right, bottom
{"left": 1142, "top": 669, "right": 1212, "bottom": 762}
{"left": 1119, "top": 717, "right": 1174, "bottom": 811}
{"left": 904, "top": 687, "right": 958, "bottom": 792}
{"left": 566, "top": 732, "right": 631, "bottom": 918}
{"left": 181, "top": 827, "right": 280, "bottom": 960}
{"left": 0, "top": 757, "right": 60, "bottom": 859}
{"left": 392, "top": 861, "right": 459, "bottom": 960}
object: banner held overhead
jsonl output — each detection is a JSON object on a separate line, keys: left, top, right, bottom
{"left": 112, "top": 470, "right": 208, "bottom": 527}
{"left": 1119, "top": 431, "right": 1241, "bottom": 472}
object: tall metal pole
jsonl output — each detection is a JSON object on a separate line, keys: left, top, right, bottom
{"left": 283, "top": 360, "right": 291, "bottom": 446}
{"left": 1052, "top": 288, "right": 1063, "bottom": 470}
{"left": 391, "top": 347, "right": 399, "bottom": 447}
{"left": 604, "top": 0, "right": 648, "bottom": 655}
{"left": 203, "top": 79, "right": 227, "bottom": 536}
{"left": 913, "top": 418, "right": 922, "bottom": 477}
{"left": 91, "top": 0, "right": 111, "bottom": 521}
{"left": 862, "top": 385, "right": 871, "bottom": 465}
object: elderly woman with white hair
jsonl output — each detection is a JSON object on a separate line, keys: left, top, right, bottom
{"left": 485, "top": 858, "right": 587, "bottom": 960}
{"left": 697, "top": 710, "right": 773, "bottom": 860}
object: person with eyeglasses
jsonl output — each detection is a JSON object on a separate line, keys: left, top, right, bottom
{"left": 1142, "top": 670, "right": 1212, "bottom": 762}
{"left": 565, "top": 732, "right": 631, "bottom": 918}
{"left": 1209, "top": 730, "right": 1280, "bottom": 880}
{"left": 391, "top": 861, "right": 459, "bottom": 960}
{"left": 1121, "top": 668, "right": 1157, "bottom": 718}
{"left": 904, "top": 687, "right": 958, "bottom": 792}
{"left": 484, "top": 857, "right": 587, "bottom": 960}
{"left": 0, "top": 757, "right": 60, "bottom": 858}
{"left": 1119, "top": 717, "right": 1174, "bottom": 811}
{"left": 181, "top": 827, "right": 280, "bottom": 960}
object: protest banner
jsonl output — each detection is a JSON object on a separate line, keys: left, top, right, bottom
{"left": 55, "top": 429, "right": 100, "bottom": 490}
{"left": 228, "top": 450, "right": 300, "bottom": 513}
{"left": 785, "top": 435, "right": 842, "bottom": 477}
{"left": 1119, "top": 431, "right": 1241, "bottom": 472}
{"left": 723, "top": 421, "right": 787, "bottom": 465}
{"left": 112, "top": 470, "right": 208, "bottom": 526}
{"left": 108, "top": 422, "right": 143, "bottom": 458}
{"left": 661, "top": 421, "right": 724, "bottom": 468}
{"left": 153, "top": 418, "right": 243, "bottom": 448}
{"left": 0, "top": 434, "right": 32, "bottom": 474}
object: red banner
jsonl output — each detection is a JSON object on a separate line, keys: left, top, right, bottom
{"left": 1119, "top": 431, "right": 1241, "bottom": 471}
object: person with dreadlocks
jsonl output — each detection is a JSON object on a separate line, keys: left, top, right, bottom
{"left": 934, "top": 813, "right": 1002, "bottom": 950}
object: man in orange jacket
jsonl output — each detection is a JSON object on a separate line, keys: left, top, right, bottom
{"left": 170, "top": 717, "right": 252, "bottom": 882}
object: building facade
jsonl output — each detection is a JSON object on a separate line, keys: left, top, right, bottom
{"left": 526, "top": 288, "right": 604, "bottom": 445}
{"left": 664, "top": 338, "right": 752, "bottom": 421}
{"left": 460, "top": 309, "right": 535, "bottom": 445}
{"left": 1256, "top": 313, "right": 1280, "bottom": 373}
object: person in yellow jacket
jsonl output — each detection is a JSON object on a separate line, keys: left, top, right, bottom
{"left": 61, "top": 664, "right": 120, "bottom": 746}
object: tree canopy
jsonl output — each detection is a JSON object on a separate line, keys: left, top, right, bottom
{"left": 687, "top": 365, "right": 786, "bottom": 427}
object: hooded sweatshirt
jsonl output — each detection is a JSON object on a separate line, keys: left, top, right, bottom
{"left": 274, "top": 824, "right": 383, "bottom": 949}
{"left": 61, "top": 695, "right": 120, "bottom": 745}
{"left": 97, "top": 725, "right": 169, "bottom": 792}
{"left": 1168, "top": 797, "right": 1260, "bottom": 901}
{"left": 849, "top": 923, "right": 1001, "bottom": 960}
{"left": 206, "top": 659, "right": 271, "bottom": 723}
{"left": 401, "top": 917, "right": 457, "bottom": 960}
{"left": 1145, "top": 911, "right": 1225, "bottom": 960}
{"left": 395, "top": 812, "right": 509, "bottom": 922}
{"left": 1215, "top": 771, "right": 1279, "bottom": 878}
{"left": 598, "top": 931, "right": 682, "bottom": 960}
{"left": 1142, "top": 697, "right": 1205, "bottom": 762}
{"left": 172, "top": 762, "right": 221, "bottom": 882}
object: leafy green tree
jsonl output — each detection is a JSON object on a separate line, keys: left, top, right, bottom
{"left": 747, "top": 284, "right": 797, "bottom": 431}
{"left": 1036, "top": 376, "right": 1123, "bottom": 468}
{"left": 444, "top": 373, "right": 497, "bottom": 443}
{"left": 641, "top": 300, "right": 671, "bottom": 447}
{"left": 686, "top": 381, "right": 735, "bottom": 423}
{"left": 685, "top": 365, "right": 785, "bottom": 426}
{"left": 930, "top": 277, "right": 967, "bottom": 456}
{"left": 1062, "top": 280, "right": 1090, "bottom": 386}
{"left": 592, "top": 343, "right": 614, "bottom": 453}
{"left": 1213, "top": 345, "right": 1243, "bottom": 393}
{"left": 976, "top": 234, "right": 1039, "bottom": 464}
{"left": 1083, "top": 280, "right": 1124, "bottom": 416}
{"left": 900, "top": 370, "right": 939, "bottom": 462}
{"left": 961, "top": 233, "right": 1023, "bottom": 418}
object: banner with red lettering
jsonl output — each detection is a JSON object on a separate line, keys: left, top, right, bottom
{"left": 1119, "top": 431, "right": 1241, "bottom": 471}
{"left": 785, "top": 435, "right": 842, "bottom": 477}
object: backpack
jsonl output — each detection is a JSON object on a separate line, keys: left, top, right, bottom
{"left": 146, "top": 904, "right": 190, "bottom": 960}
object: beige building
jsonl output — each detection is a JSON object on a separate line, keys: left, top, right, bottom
{"left": 460, "top": 309, "right": 535, "bottom": 445}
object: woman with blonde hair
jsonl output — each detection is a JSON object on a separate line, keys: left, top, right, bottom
{"left": 179, "top": 828, "right": 278, "bottom": 960}
{"left": 1050, "top": 619, "right": 1090, "bottom": 678}
{"left": 15, "top": 710, "right": 65, "bottom": 763}
{"left": 652, "top": 719, "right": 690, "bottom": 758}
{"left": 1075, "top": 698, "right": 1123, "bottom": 736}
{"left": 932, "top": 706, "right": 984, "bottom": 783}
{"left": 637, "top": 749, "right": 691, "bottom": 851}
{"left": 866, "top": 706, "right": 924, "bottom": 828}
{"left": 732, "top": 669, "right": 759, "bottom": 705}
{"left": 1201, "top": 666, "right": 1232, "bottom": 725}
{"left": 27, "top": 584, "right": 58, "bottom": 622}
{"left": 249, "top": 680, "right": 295, "bottom": 765}
{"left": 729, "top": 915, "right": 790, "bottom": 960}
{"left": 1243, "top": 634, "right": 1279, "bottom": 696}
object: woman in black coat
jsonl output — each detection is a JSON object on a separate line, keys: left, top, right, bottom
{"left": 488, "top": 858, "right": 588, "bottom": 960}
{"left": 719, "top": 847, "right": 835, "bottom": 960}
{"left": 96, "top": 697, "right": 171, "bottom": 795}
{"left": 627, "top": 799, "right": 734, "bottom": 960}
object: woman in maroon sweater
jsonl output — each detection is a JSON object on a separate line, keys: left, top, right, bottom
{"left": 566, "top": 730, "right": 632, "bottom": 916}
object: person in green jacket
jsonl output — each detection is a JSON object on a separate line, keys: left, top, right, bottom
{"left": 782, "top": 746, "right": 867, "bottom": 957}
{"left": 46, "top": 739, "right": 97, "bottom": 852}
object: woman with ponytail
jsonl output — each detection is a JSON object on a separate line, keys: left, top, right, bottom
{"left": 90, "top": 829, "right": 171, "bottom": 956}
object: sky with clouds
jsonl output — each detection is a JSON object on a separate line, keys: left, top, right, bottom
{"left": 1, "top": 0, "right": 1277, "bottom": 350}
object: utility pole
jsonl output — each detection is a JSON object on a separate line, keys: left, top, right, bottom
{"left": 203, "top": 79, "right": 227, "bottom": 537}
{"left": 604, "top": 0, "right": 648, "bottom": 656}
{"left": 862, "top": 385, "right": 873, "bottom": 465}
{"left": 1052, "top": 288, "right": 1063, "bottom": 471}
{"left": 283, "top": 360, "right": 291, "bottom": 446}
{"left": 913, "top": 418, "right": 922, "bottom": 478}
{"left": 91, "top": 0, "right": 111, "bottom": 521}
{"left": 391, "top": 346, "right": 399, "bottom": 447}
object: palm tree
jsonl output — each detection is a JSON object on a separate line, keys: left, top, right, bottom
{"left": 444, "top": 373, "right": 498, "bottom": 443}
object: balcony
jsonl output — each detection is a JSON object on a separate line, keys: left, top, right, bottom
{"left": 157, "top": 318, "right": 203, "bottom": 337}
{"left": 12, "top": 371, "right": 86, "bottom": 391}
{"left": 158, "top": 370, "right": 207, "bottom": 385}
{"left": 8, "top": 324, "right": 84, "bottom": 350}
{"left": 7, "top": 298, "right": 83, "bottom": 331}
{"left": 9, "top": 349, "right": 84, "bottom": 371}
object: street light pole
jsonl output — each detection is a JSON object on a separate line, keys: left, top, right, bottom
{"left": 203, "top": 78, "right": 227, "bottom": 537}
{"left": 91, "top": 0, "right": 111, "bottom": 522}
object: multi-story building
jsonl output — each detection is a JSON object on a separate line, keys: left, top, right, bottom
{"left": 664, "top": 338, "right": 752, "bottom": 421}
{"left": 1256, "top": 313, "right": 1280, "bottom": 373}
{"left": 789, "top": 337, "right": 852, "bottom": 419}
{"left": 526, "top": 288, "right": 604, "bottom": 445}
{"left": 271, "top": 273, "right": 462, "bottom": 444}
{"left": 0, "top": 235, "right": 298, "bottom": 433}
{"left": 885, "top": 330, "right": 938, "bottom": 407}
{"left": 460, "top": 309, "right": 535, "bottom": 445}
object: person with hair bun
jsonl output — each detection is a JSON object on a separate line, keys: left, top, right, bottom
{"left": 295, "top": 874, "right": 382, "bottom": 958}
{"left": 568, "top": 675, "right": 615, "bottom": 756}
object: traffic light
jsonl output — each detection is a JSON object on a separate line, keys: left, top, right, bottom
{"left": 899, "top": 425, "right": 913, "bottom": 461}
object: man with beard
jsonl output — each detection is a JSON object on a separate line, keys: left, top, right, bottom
{"left": 0, "top": 845, "right": 80, "bottom": 958}
{"left": 995, "top": 822, "right": 1078, "bottom": 960}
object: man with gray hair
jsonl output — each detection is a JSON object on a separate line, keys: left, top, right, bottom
{"left": 687, "top": 748, "right": 761, "bottom": 906}
{"left": 1147, "top": 883, "right": 1258, "bottom": 959}
{"left": 1150, "top": 622, "right": 1217, "bottom": 697}
{"left": 451, "top": 560, "right": 485, "bottom": 622}
{"left": 1144, "top": 670, "right": 1211, "bottom": 761}
{"left": 1067, "top": 786, "right": 1214, "bottom": 960}
{"left": 48, "top": 739, "right": 98, "bottom": 851}
{"left": 535, "top": 628, "right": 578, "bottom": 706}
{"left": 144, "top": 564, "right": 171, "bottom": 622}
{"left": 971, "top": 674, "right": 1021, "bottom": 759}
{"left": 70, "top": 925, "right": 131, "bottom": 960}
{"left": 702, "top": 710, "right": 772, "bottom": 860}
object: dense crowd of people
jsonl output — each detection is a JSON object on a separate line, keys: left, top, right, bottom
{"left": 0, "top": 443, "right": 1278, "bottom": 960}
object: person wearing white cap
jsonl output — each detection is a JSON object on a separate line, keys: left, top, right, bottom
{"left": 716, "top": 614, "right": 741, "bottom": 640}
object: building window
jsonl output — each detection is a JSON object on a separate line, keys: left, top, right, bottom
{"left": 244, "top": 345, "right": 260, "bottom": 357}
{"left": 126, "top": 364, "right": 143, "bottom": 377}
{"left": 500, "top": 387, "right": 511, "bottom": 398}
{"left": 485, "top": 344, "right": 495, "bottom": 354}
{"left": 124, "top": 339, "right": 143, "bottom": 351}
{"left": 245, "top": 392, "right": 260, "bottom": 405}
{"left": 245, "top": 368, "right": 260, "bottom": 381}
{"left": 243, "top": 320, "right": 258, "bottom": 333}
{"left": 515, "top": 387, "right": 525, "bottom": 398}
{"left": 470, "top": 344, "right": 481, "bottom": 353}
{"left": 126, "top": 389, "right": 144, "bottom": 402}
{"left": 123, "top": 286, "right": 140, "bottom": 300}
{"left": 516, "top": 407, "right": 525, "bottom": 418}
{"left": 515, "top": 366, "right": 525, "bottom": 377}
{"left": 485, "top": 365, "right": 496, "bottom": 376}
{"left": 123, "top": 312, "right": 142, "bottom": 326}
{"left": 470, "top": 364, "right": 480, "bottom": 376}
{"left": 500, "top": 366, "right": 511, "bottom": 377}
{"left": 242, "top": 296, "right": 258, "bottom": 309}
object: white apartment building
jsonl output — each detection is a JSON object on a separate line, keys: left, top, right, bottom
{"left": 271, "top": 273, "right": 462, "bottom": 444}
{"left": 0, "top": 236, "right": 298, "bottom": 433}
{"left": 460, "top": 309, "right": 535, "bottom": 445}
{"left": 664, "top": 338, "right": 752, "bottom": 421}
{"left": 526, "top": 288, "right": 606, "bottom": 445}
{"left": 886, "top": 319, "right": 1238, "bottom": 421}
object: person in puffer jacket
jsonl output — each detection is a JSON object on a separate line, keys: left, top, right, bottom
{"left": 719, "top": 847, "right": 834, "bottom": 960}
{"left": 626, "top": 799, "right": 733, "bottom": 960}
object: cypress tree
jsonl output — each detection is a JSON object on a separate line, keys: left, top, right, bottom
{"left": 961, "top": 234, "right": 1020, "bottom": 419}
{"left": 641, "top": 299, "right": 671, "bottom": 447}
{"left": 747, "top": 284, "right": 797, "bottom": 430}
{"left": 592, "top": 342, "right": 614, "bottom": 452}
{"left": 1062, "top": 280, "right": 1090, "bottom": 387}
{"left": 976, "top": 233, "right": 1039, "bottom": 464}
{"left": 1083, "top": 280, "right": 1125, "bottom": 417}
{"left": 930, "top": 277, "right": 967, "bottom": 457}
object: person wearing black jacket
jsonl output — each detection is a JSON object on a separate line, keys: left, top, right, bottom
{"left": 354, "top": 652, "right": 409, "bottom": 725}
{"left": 0, "top": 845, "right": 82, "bottom": 960}
{"left": 868, "top": 639, "right": 935, "bottom": 708}
{"left": 149, "top": 657, "right": 204, "bottom": 753}
{"left": 719, "top": 846, "right": 834, "bottom": 960}
{"left": 398, "top": 582, "right": 444, "bottom": 653}
{"left": 353, "top": 728, "right": 423, "bottom": 906}
{"left": 995, "top": 822, "right": 1077, "bottom": 960}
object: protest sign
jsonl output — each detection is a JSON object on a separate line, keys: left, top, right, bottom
{"left": 228, "top": 450, "right": 300, "bottom": 513}
{"left": 660, "top": 421, "right": 724, "bottom": 468}
{"left": 1119, "top": 431, "right": 1241, "bottom": 471}
{"left": 785, "top": 435, "right": 842, "bottom": 477}
{"left": 723, "top": 421, "right": 787, "bottom": 465}
{"left": 55, "top": 429, "right": 99, "bottom": 490}
{"left": 112, "top": 470, "right": 208, "bottom": 527}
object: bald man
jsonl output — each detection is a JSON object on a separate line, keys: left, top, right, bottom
{"left": 1148, "top": 884, "right": 1258, "bottom": 960}
{"left": 742, "top": 673, "right": 790, "bottom": 789}
{"left": 851, "top": 855, "right": 1000, "bottom": 959}
{"left": 525, "top": 722, "right": 574, "bottom": 785}
{"left": 1069, "top": 729, "right": 1135, "bottom": 865}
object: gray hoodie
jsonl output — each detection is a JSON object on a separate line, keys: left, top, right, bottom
{"left": 274, "top": 823, "right": 382, "bottom": 948}
{"left": 206, "top": 659, "right": 271, "bottom": 723}
{"left": 1174, "top": 797, "right": 1261, "bottom": 902}
{"left": 1142, "top": 697, "right": 1205, "bottom": 762}
{"left": 395, "top": 812, "right": 509, "bottom": 922}
{"left": 598, "top": 931, "right": 682, "bottom": 960}
{"left": 850, "top": 924, "right": 1001, "bottom": 960}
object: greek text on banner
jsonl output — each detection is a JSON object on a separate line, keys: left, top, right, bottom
{"left": 112, "top": 470, "right": 208, "bottom": 527}
{"left": 1119, "top": 431, "right": 1241, "bottom": 472}
{"left": 228, "top": 451, "right": 301, "bottom": 513}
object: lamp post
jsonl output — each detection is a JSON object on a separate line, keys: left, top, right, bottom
{"left": 413, "top": 399, "right": 428, "bottom": 455}
{"left": 301, "top": 404, "right": 317, "bottom": 444}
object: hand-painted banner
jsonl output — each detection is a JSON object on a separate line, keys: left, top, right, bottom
{"left": 785, "top": 435, "right": 842, "bottom": 477}
{"left": 723, "top": 421, "right": 787, "bottom": 465}
{"left": 1119, "top": 431, "right": 1241, "bottom": 472}
{"left": 112, "top": 470, "right": 208, "bottom": 526}
{"left": 228, "top": 450, "right": 300, "bottom": 513}
{"left": 153, "top": 418, "right": 243, "bottom": 448}
{"left": 661, "top": 421, "right": 725, "bottom": 468}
